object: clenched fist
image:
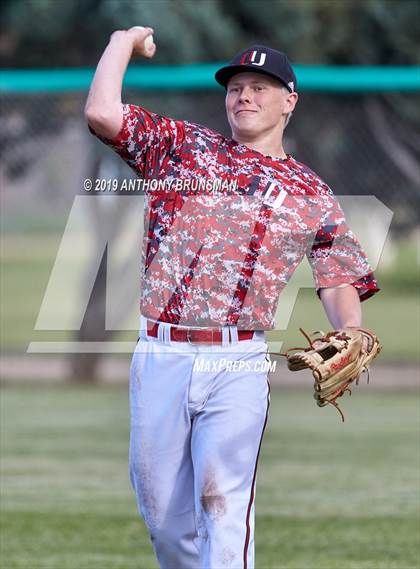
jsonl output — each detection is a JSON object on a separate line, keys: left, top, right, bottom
{"left": 111, "top": 26, "right": 156, "bottom": 58}
{"left": 129, "top": 26, "right": 156, "bottom": 57}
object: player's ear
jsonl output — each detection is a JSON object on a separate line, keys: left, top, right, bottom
{"left": 286, "top": 91, "right": 298, "bottom": 113}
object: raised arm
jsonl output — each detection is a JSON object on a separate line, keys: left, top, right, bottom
{"left": 319, "top": 284, "right": 362, "bottom": 329}
{"left": 84, "top": 26, "right": 155, "bottom": 139}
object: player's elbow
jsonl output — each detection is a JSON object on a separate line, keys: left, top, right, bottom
{"left": 84, "top": 103, "right": 123, "bottom": 139}
{"left": 84, "top": 104, "right": 111, "bottom": 129}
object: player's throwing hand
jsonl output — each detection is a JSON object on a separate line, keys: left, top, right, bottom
{"left": 126, "top": 26, "right": 156, "bottom": 58}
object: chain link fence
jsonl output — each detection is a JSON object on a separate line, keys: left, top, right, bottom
{"left": 1, "top": 89, "right": 419, "bottom": 235}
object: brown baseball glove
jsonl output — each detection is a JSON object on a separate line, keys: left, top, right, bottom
{"left": 284, "top": 327, "right": 381, "bottom": 421}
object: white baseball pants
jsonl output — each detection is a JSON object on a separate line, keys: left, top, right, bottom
{"left": 129, "top": 317, "right": 270, "bottom": 569}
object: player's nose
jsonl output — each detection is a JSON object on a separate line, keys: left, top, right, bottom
{"left": 238, "top": 86, "right": 253, "bottom": 103}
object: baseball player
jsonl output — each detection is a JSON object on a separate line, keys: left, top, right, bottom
{"left": 85, "top": 27, "right": 379, "bottom": 569}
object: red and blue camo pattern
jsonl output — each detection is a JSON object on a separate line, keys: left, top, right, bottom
{"left": 91, "top": 104, "right": 379, "bottom": 329}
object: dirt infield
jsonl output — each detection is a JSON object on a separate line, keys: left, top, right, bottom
{"left": 1, "top": 354, "right": 418, "bottom": 389}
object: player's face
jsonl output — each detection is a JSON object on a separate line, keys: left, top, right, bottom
{"left": 225, "top": 72, "right": 297, "bottom": 142}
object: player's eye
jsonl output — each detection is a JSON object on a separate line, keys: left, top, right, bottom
{"left": 254, "top": 85, "right": 265, "bottom": 91}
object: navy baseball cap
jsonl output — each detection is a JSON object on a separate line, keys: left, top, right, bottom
{"left": 215, "top": 45, "right": 297, "bottom": 92}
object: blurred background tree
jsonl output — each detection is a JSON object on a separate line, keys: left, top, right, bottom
{"left": 0, "top": 0, "right": 419, "bottom": 67}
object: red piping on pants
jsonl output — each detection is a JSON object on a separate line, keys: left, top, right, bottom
{"left": 243, "top": 378, "right": 271, "bottom": 568}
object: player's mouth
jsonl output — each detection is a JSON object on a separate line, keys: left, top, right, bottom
{"left": 235, "top": 109, "right": 258, "bottom": 116}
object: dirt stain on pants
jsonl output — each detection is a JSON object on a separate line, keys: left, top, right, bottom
{"left": 200, "top": 466, "right": 227, "bottom": 521}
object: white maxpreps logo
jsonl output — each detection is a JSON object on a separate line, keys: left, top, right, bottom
{"left": 250, "top": 51, "right": 267, "bottom": 67}
{"left": 288, "top": 81, "right": 294, "bottom": 91}
{"left": 29, "top": 195, "right": 392, "bottom": 354}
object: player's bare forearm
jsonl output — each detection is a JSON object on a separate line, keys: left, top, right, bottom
{"left": 319, "top": 284, "right": 362, "bottom": 329}
{"left": 84, "top": 27, "right": 155, "bottom": 139}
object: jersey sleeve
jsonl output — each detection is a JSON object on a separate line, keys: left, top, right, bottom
{"left": 306, "top": 192, "right": 380, "bottom": 301}
{"left": 88, "top": 103, "right": 185, "bottom": 178}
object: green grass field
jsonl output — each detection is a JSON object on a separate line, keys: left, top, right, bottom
{"left": 1, "top": 385, "right": 418, "bottom": 569}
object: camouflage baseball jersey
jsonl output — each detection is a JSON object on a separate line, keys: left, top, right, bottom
{"left": 90, "top": 104, "right": 379, "bottom": 329}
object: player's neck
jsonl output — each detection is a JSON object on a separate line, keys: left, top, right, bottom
{"left": 233, "top": 130, "right": 287, "bottom": 160}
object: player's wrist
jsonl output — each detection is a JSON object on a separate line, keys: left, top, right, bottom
{"left": 110, "top": 30, "right": 134, "bottom": 48}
